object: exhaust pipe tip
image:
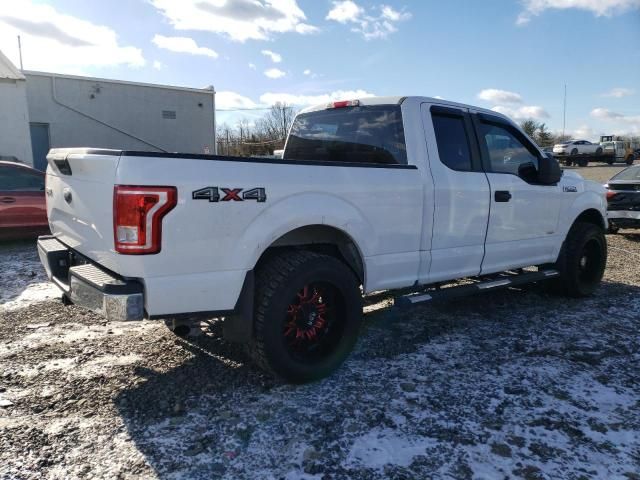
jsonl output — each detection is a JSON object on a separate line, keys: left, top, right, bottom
{"left": 164, "top": 319, "right": 200, "bottom": 337}
{"left": 173, "top": 324, "right": 191, "bottom": 337}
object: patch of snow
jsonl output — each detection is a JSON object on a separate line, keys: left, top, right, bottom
{"left": 0, "top": 242, "right": 59, "bottom": 311}
{"left": 346, "top": 428, "right": 437, "bottom": 469}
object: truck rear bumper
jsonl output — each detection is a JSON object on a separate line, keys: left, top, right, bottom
{"left": 37, "top": 236, "right": 144, "bottom": 321}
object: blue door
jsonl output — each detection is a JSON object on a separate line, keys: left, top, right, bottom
{"left": 30, "top": 123, "right": 50, "bottom": 171}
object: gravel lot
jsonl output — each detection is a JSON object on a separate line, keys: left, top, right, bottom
{"left": 1, "top": 165, "right": 639, "bottom": 480}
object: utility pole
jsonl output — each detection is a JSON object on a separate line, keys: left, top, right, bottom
{"left": 17, "top": 35, "right": 24, "bottom": 70}
{"left": 562, "top": 84, "right": 567, "bottom": 141}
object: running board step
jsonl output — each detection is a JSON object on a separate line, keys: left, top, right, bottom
{"left": 395, "top": 269, "right": 560, "bottom": 308}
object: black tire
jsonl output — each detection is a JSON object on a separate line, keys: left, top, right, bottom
{"left": 564, "top": 158, "right": 573, "bottom": 167}
{"left": 247, "top": 250, "right": 363, "bottom": 383}
{"left": 608, "top": 224, "right": 619, "bottom": 234}
{"left": 596, "top": 147, "right": 603, "bottom": 156}
{"left": 551, "top": 222, "right": 607, "bottom": 297}
{"left": 606, "top": 158, "right": 614, "bottom": 165}
{"left": 577, "top": 157, "right": 588, "bottom": 167}
{"left": 571, "top": 148, "right": 578, "bottom": 156}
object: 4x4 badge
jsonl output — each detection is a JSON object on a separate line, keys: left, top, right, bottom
{"left": 192, "top": 186, "right": 267, "bottom": 203}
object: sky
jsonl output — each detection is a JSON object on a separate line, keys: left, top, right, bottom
{"left": 0, "top": 0, "right": 639, "bottom": 140}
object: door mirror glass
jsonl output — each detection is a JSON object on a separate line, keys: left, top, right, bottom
{"left": 537, "top": 154, "right": 562, "bottom": 185}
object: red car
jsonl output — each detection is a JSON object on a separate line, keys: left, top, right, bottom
{"left": 0, "top": 161, "right": 49, "bottom": 240}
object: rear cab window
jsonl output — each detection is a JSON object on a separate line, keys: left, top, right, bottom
{"left": 431, "top": 111, "right": 473, "bottom": 171}
{"left": 284, "top": 105, "right": 407, "bottom": 165}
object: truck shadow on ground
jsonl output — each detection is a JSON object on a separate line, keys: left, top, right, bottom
{"left": 113, "top": 279, "right": 640, "bottom": 478}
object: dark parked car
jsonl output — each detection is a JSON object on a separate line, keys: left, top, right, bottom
{"left": 605, "top": 164, "right": 640, "bottom": 233}
{"left": 0, "top": 161, "right": 49, "bottom": 240}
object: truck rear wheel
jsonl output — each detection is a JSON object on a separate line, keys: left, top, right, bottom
{"left": 577, "top": 157, "right": 588, "bottom": 167}
{"left": 551, "top": 222, "right": 607, "bottom": 297}
{"left": 247, "top": 250, "right": 363, "bottom": 383}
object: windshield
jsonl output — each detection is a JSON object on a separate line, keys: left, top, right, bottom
{"left": 611, "top": 165, "right": 640, "bottom": 181}
{"left": 284, "top": 105, "right": 407, "bottom": 165}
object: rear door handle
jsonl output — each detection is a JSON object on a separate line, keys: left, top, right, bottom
{"left": 0, "top": 197, "right": 16, "bottom": 204}
{"left": 494, "top": 191, "right": 512, "bottom": 202}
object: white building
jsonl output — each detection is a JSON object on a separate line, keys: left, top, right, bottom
{"left": 0, "top": 49, "right": 33, "bottom": 165}
{"left": 0, "top": 50, "right": 216, "bottom": 171}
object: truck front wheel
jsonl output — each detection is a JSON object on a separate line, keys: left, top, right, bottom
{"left": 552, "top": 222, "right": 607, "bottom": 297}
{"left": 248, "top": 250, "right": 363, "bottom": 383}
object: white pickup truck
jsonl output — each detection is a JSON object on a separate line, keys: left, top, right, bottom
{"left": 38, "top": 96, "right": 608, "bottom": 382}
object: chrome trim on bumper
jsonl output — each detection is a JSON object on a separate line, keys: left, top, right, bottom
{"left": 68, "top": 275, "right": 144, "bottom": 321}
{"left": 37, "top": 236, "right": 144, "bottom": 321}
{"left": 608, "top": 210, "right": 640, "bottom": 220}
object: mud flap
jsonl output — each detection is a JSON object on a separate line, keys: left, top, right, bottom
{"left": 222, "top": 270, "right": 255, "bottom": 343}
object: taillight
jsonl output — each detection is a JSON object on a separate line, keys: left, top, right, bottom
{"left": 113, "top": 185, "right": 177, "bottom": 255}
{"left": 606, "top": 190, "right": 617, "bottom": 200}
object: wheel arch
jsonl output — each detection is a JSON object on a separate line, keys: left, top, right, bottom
{"left": 254, "top": 224, "right": 366, "bottom": 285}
{"left": 573, "top": 208, "right": 606, "bottom": 230}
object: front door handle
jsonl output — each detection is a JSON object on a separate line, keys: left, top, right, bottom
{"left": 0, "top": 197, "right": 16, "bottom": 204}
{"left": 495, "top": 191, "right": 512, "bottom": 202}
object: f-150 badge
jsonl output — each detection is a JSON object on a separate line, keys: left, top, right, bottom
{"left": 192, "top": 186, "right": 267, "bottom": 202}
{"left": 563, "top": 185, "right": 578, "bottom": 193}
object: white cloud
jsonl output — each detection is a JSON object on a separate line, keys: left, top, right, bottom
{"left": 591, "top": 107, "right": 640, "bottom": 126}
{"left": 479, "top": 88, "right": 548, "bottom": 121}
{"left": 491, "top": 105, "right": 550, "bottom": 120}
{"left": 152, "top": 60, "right": 164, "bottom": 70}
{"left": 216, "top": 91, "right": 258, "bottom": 110}
{"left": 260, "top": 89, "right": 375, "bottom": 106}
{"left": 601, "top": 87, "right": 635, "bottom": 98}
{"left": 264, "top": 67, "right": 286, "bottom": 79}
{"left": 591, "top": 107, "right": 624, "bottom": 120}
{"left": 590, "top": 108, "right": 640, "bottom": 135}
{"left": 216, "top": 88, "right": 377, "bottom": 113}
{"left": 248, "top": 63, "right": 256, "bottom": 69}
{"left": 517, "top": 0, "right": 640, "bottom": 25}
{"left": 261, "top": 49, "right": 282, "bottom": 63}
{"left": 150, "top": 0, "right": 318, "bottom": 42}
{"left": 326, "top": 0, "right": 365, "bottom": 22}
{"left": 152, "top": 35, "right": 218, "bottom": 58}
{"left": 303, "top": 69, "right": 312, "bottom": 75}
{"left": 477, "top": 88, "right": 523, "bottom": 104}
{"left": 326, "top": 1, "right": 411, "bottom": 39}
{"left": 570, "top": 125, "right": 596, "bottom": 140}
{"left": 0, "top": 1, "right": 144, "bottom": 72}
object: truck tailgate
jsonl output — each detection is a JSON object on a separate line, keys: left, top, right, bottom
{"left": 46, "top": 149, "right": 121, "bottom": 272}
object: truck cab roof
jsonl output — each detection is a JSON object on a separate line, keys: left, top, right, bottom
{"left": 300, "top": 95, "right": 511, "bottom": 123}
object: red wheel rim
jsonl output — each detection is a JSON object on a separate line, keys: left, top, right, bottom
{"left": 283, "top": 282, "right": 346, "bottom": 363}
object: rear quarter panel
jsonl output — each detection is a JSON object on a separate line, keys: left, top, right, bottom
{"left": 114, "top": 155, "right": 424, "bottom": 294}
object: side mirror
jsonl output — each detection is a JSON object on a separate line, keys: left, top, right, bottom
{"left": 537, "top": 153, "right": 562, "bottom": 185}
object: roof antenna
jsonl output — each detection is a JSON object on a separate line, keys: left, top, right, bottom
{"left": 17, "top": 35, "right": 24, "bottom": 71}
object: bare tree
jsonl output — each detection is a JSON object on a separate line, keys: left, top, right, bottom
{"left": 216, "top": 103, "right": 298, "bottom": 157}
{"left": 257, "top": 102, "right": 295, "bottom": 147}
